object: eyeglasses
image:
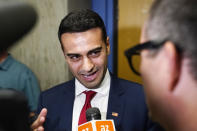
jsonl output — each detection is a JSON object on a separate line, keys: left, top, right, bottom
{"left": 124, "top": 41, "right": 166, "bottom": 76}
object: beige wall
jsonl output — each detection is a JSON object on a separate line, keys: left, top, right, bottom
{"left": 118, "top": 0, "right": 153, "bottom": 84}
{"left": 8, "top": 0, "right": 70, "bottom": 91}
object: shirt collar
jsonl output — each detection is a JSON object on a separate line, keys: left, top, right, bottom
{"left": 0, "top": 54, "right": 13, "bottom": 71}
{"left": 75, "top": 69, "right": 111, "bottom": 97}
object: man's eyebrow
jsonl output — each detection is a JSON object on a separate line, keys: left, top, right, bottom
{"left": 65, "top": 46, "right": 102, "bottom": 56}
{"left": 66, "top": 53, "right": 80, "bottom": 57}
{"left": 88, "top": 46, "right": 102, "bottom": 54}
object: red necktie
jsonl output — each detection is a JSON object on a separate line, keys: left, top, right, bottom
{"left": 78, "top": 90, "right": 97, "bottom": 125}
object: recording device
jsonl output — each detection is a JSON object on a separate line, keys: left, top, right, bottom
{"left": 0, "top": 1, "right": 37, "bottom": 51}
{"left": 78, "top": 107, "right": 116, "bottom": 131}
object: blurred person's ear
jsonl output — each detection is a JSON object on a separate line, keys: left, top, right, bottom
{"left": 161, "top": 42, "right": 181, "bottom": 92}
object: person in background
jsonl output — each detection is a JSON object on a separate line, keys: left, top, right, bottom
{"left": 125, "top": 0, "right": 197, "bottom": 130}
{"left": 31, "top": 9, "right": 163, "bottom": 131}
{"left": 0, "top": 50, "right": 41, "bottom": 116}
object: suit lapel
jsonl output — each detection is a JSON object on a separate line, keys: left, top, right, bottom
{"left": 59, "top": 79, "right": 75, "bottom": 131}
{"left": 58, "top": 76, "right": 125, "bottom": 130}
{"left": 107, "top": 75, "right": 125, "bottom": 129}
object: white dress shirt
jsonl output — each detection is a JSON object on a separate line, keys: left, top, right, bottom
{"left": 72, "top": 70, "right": 111, "bottom": 131}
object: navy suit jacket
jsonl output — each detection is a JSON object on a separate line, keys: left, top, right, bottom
{"left": 37, "top": 75, "right": 163, "bottom": 131}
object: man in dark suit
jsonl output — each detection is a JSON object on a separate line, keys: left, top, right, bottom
{"left": 32, "top": 9, "right": 162, "bottom": 131}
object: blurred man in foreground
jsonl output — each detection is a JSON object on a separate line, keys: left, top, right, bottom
{"left": 0, "top": 50, "right": 40, "bottom": 115}
{"left": 0, "top": 1, "right": 38, "bottom": 130}
{"left": 0, "top": 1, "right": 40, "bottom": 116}
{"left": 125, "top": 0, "right": 197, "bottom": 130}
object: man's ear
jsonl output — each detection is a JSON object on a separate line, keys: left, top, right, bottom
{"left": 106, "top": 37, "right": 110, "bottom": 55}
{"left": 162, "top": 41, "right": 180, "bottom": 91}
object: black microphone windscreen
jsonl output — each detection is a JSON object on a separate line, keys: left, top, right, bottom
{"left": 86, "top": 107, "right": 101, "bottom": 122}
{"left": 0, "top": 89, "right": 30, "bottom": 131}
{"left": 0, "top": 1, "right": 37, "bottom": 51}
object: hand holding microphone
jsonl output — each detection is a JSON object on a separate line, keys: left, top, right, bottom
{"left": 78, "top": 107, "right": 116, "bottom": 131}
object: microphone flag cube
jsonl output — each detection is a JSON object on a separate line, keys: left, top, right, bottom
{"left": 78, "top": 120, "right": 116, "bottom": 131}
{"left": 95, "top": 120, "right": 115, "bottom": 131}
{"left": 78, "top": 122, "right": 93, "bottom": 131}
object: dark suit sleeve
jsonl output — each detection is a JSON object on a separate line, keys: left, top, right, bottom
{"left": 36, "top": 81, "right": 75, "bottom": 131}
{"left": 37, "top": 92, "right": 43, "bottom": 115}
{"left": 146, "top": 118, "right": 165, "bottom": 131}
{"left": 109, "top": 76, "right": 165, "bottom": 131}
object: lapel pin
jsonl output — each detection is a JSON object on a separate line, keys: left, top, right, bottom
{"left": 112, "top": 112, "right": 118, "bottom": 117}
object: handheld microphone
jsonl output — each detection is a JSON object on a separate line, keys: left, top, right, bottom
{"left": 86, "top": 107, "right": 101, "bottom": 121}
{"left": 78, "top": 107, "right": 116, "bottom": 131}
{"left": 0, "top": 1, "right": 37, "bottom": 51}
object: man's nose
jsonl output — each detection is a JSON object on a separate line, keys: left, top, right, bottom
{"left": 81, "top": 57, "right": 94, "bottom": 72}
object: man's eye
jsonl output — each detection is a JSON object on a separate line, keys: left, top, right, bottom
{"left": 69, "top": 55, "right": 81, "bottom": 61}
{"left": 89, "top": 51, "right": 101, "bottom": 57}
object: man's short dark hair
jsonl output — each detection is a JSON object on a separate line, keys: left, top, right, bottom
{"left": 146, "top": 0, "right": 197, "bottom": 80}
{"left": 58, "top": 9, "right": 107, "bottom": 45}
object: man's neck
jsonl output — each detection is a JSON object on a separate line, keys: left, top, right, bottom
{"left": 164, "top": 101, "right": 197, "bottom": 131}
{"left": 166, "top": 122, "right": 197, "bottom": 131}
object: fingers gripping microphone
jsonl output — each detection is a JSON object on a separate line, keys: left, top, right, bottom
{"left": 78, "top": 107, "right": 116, "bottom": 131}
{"left": 86, "top": 107, "right": 101, "bottom": 121}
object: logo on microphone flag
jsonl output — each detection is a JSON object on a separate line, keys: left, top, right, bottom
{"left": 78, "top": 122, "right": 93, "bottom": 131}
{"left": 78, "top": 120, "right": 116, "bottom": 131}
